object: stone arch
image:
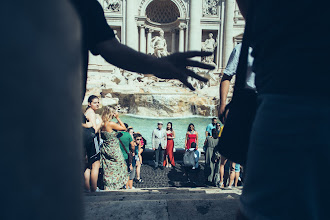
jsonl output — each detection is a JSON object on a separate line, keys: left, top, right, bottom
{"left": 138, "top": 0, "right": 187, "bottom": 18}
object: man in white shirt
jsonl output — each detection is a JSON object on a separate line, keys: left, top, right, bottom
{"left": 152, "top": 122, "right": 167, "bottom": 170}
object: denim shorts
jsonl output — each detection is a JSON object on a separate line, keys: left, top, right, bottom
{"left": 235, "top": 163, "right": 240, "bottom": 172}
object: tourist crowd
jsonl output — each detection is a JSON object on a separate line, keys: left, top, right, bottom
{"left": 82, "top": 95, "right": 242, "bottom": 192}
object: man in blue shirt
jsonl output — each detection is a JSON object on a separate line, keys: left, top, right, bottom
{"left": 205, "top": 117, "right": 217, "bottom": 137}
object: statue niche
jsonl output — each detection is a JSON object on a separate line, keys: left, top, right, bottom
{"left": 201, "top": 32, "right": 217, "bottom": 64}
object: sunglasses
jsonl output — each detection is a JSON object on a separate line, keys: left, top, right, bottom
{"left": 136, "top": 138, "right": 142, "bottom": 140}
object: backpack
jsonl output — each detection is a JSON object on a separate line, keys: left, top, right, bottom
{"left": 183, "top": 150, "right": 196, "bottom": 167}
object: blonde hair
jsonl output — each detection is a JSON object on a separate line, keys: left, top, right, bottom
{"left": 101, "top": 106, "right": 115, "bottom": 123}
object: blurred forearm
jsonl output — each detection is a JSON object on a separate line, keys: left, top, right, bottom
{"left": 96, "top": 38, "right": 158, "bottom": 75}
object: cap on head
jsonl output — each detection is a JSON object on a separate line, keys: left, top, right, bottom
{"left": 158, "top": 121, "right": 163, "bottom": 125}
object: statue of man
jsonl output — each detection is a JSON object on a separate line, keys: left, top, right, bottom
{"left": 151, "top": 30, "right": 169, "bottom": 58}
{"left": 202, "top": 33, "right": 217, "bottom": 63}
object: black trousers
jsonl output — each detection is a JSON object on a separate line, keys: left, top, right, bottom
{"left": 155, "top": 145, "right": 164, "bottom": 167}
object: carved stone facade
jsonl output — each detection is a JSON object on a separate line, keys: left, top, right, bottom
{"left": 203, "top": 0, "right": 220, "bottom": 17}
{"left": 86, "top": 0, "right": 245, "bottom": 117}
{"left": 105, "top": 0, "right": 122, "bottom": 12}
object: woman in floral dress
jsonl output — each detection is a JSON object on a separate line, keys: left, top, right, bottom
{"left": 101, "top": 106, "right": 128, "bottom": 190}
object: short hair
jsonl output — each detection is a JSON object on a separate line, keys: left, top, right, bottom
{"left": 133, "top": 133, "right": 142, "bottom": 139}
{"left": 190, "top": 142, "right": 197, "bottom": 149}
{"left": 212, "top": 117, "right": 217, "bottom": 121}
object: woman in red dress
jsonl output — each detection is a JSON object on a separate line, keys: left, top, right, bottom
{"left": 163, "top": 122, "right": 176, "bottom": 168}
{"left": 185, "top": 123, "right": 198, "bottom": 150}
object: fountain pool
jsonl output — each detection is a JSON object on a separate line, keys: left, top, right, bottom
{"left": 118, "top": 114, "right": 217, "bottom": 149}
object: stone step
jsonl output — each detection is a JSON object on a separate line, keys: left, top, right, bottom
{"left": 84, "top": 188, "right": 241, "bottom": 219}
{"left": 85, "top": 189, "right": 241, "bottom": 203}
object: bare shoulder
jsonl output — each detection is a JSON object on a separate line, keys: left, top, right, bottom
{"left": 85, "top": 108, "right": 95, "bottom": 116}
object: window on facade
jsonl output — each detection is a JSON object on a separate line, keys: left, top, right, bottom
{"left": 146, "top": 0, "right": 180, "bottom": 24}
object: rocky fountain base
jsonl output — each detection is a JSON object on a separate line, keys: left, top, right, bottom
{"left": 83, "top": 66, "right": 232, "bottom": 117}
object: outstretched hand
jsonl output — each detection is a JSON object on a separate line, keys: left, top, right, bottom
{"left": 151, "top": 51, "right": 215, "bottom": 91}
{"left": 97, "top": 39, "right": 215, "bottom": 90}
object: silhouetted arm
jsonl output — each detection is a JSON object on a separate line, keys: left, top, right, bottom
{"left": 95, "top": 38, "right": 215, "bottom": 91}
{"left": 236, "top": 0, "right": 249, "bottom": 19}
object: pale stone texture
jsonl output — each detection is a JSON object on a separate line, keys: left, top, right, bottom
{"left": 86, "top": 0, "right": 245, "bottom": 117}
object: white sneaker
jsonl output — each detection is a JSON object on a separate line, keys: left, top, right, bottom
{"left": 217, "top": 182, "right": 223, "bottom": 188}
{"left": 95, "top": 187, "right": 102, "bottom": 192}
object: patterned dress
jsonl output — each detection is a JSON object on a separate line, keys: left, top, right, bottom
{"left": 100, "top": 131, "right": 128, "bottom": 190}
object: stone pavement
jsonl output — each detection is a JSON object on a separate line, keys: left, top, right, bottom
{"left": 84, "top": 187, "right": 242, "bottom": 220}
{"left": 86, "top": 155, "right": 243, "bottom": 219}
{"left": 134, "top": 161, "right": 208, "bottom": 188}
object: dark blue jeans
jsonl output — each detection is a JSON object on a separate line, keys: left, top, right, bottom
{"left": 155, "top": 145, "right": 164, "bottom": 167}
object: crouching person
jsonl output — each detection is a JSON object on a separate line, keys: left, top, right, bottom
{"left": 183, "top": 142, "right": 200, "bottom": 187}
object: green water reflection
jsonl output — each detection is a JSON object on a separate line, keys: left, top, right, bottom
{"left": 118, "top": 114, "right": 215, "bottom": 149}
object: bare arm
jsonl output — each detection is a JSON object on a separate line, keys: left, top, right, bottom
{"left": 95, "top": 114, "right": 102, "bottom": 133}
{"left": 172, "top": 130, "right": 175, "bottom": 139}
{"left": 219, "top": 74, "right": 233, "bottom": 123}
{"left": 95, "top": 39, "right": 215, "bottom": 90}
{"left": 82, "top": 121, "right": 93, "bottom": 128}
{"left": 196, "top": 132, "right": 199, "bottom": 149}
{"left": 185, "top": 133, "right": 188, "bottom": 149}
{"left": 85, "top": 109, "right": 97, "bottom": 131}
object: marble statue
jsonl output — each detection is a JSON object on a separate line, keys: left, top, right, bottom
{"left": 150, "top": 30, "right": 169, "bottom": 58}
{"left": 202, "top": 33, "right": 217, "bottom": 64}
{"left": 114, "top": 30, "right": 121, "bottom": 42}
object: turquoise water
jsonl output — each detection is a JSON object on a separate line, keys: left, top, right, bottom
{"left": 118, "top": 114, "right": 215, "bottom": 149}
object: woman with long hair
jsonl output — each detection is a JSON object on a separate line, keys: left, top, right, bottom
{"left": 100, "top": 106, "right": 128, "bottom": 190}
{"left": 185, "top": 123, "right": 198, "bottom": 150}
{"left": 83, "top": 95, "right": 102, "bottom": 192}
{"left": 163, "top": 122, "right": 176, "bottom": 168}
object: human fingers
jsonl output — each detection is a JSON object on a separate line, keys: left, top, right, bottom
{"left": 179, "top": 77, "right": 195, "bottom": 91}
{"left": 183, "top": 68, "right": 208, "bottom": 82}
{"left": 184, "top": 60, "right": 215, "bottom": 70}
{"left": 179, "top": 51, "right": 213, "bottom": 58}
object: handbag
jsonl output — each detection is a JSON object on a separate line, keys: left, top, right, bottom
{"left": 183, "top": 150, "right": 196, "bottom": 167}
{"left": 216, "top": 3, "right": 256, "bottom": 166}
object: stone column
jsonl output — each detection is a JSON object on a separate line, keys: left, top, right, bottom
{"left": 218, "top": 0, "right": 225, "bottom": 68}
{"left": 126, "top": 0, "right": 138, "bottom": 50}
{"left": 139, "top": 25, "right": 146, "bottom": 53}
{"left": 179, "top": 24, "right": 186, "bottom": 52}
{"left": 223, "top": 0, "right": 235, "bottom": 65}
{"left": 188, "top": 0, "right": 202, "bottom": 55}
{"left": 147, "top": 29, "right": 154, "bottom": 54}
{"left": 171, "top": 30, "right": 176, "bottom": 53}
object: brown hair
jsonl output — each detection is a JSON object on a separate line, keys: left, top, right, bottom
{"left": 101, "top": 106, "right": 115, "bottom": 123}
